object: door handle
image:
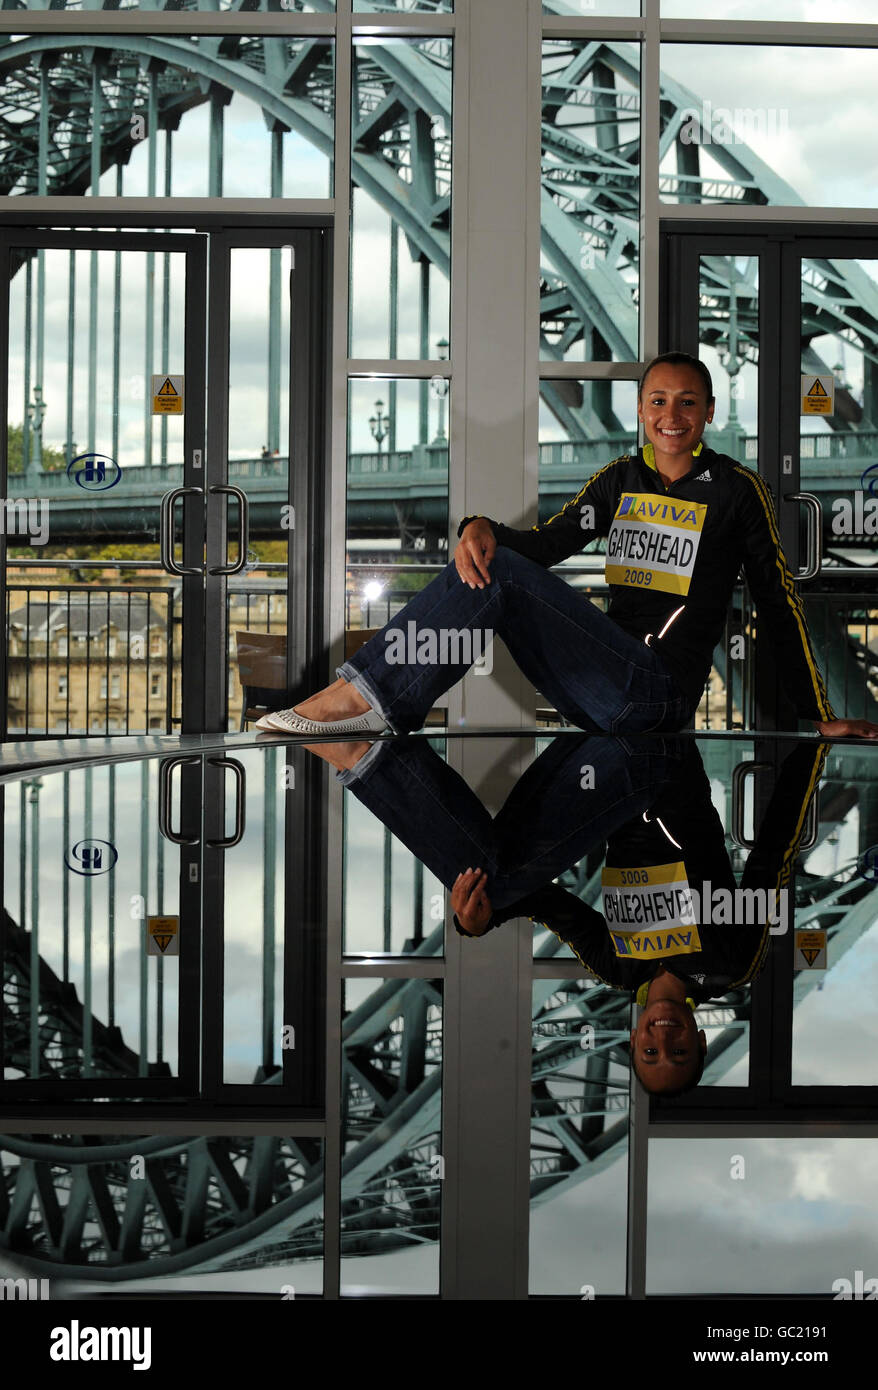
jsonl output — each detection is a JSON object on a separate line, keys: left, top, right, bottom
{"left": 732, "top": 760, "right": 819, "bottom": 853}
{"left": 786, "top": 491, "right": 822, "bottom": 581}
{"left": 160, "top": 486, "right": 204, "bottom": 576}
{"left": 205, "top": 757, "right": 246, "bottom": 848}
{"left": 730, "top": 760, "right": 772, "bottom": 849}
{"left": 799, "top": 785, "right": 819, "bottom": 852}
{"left": 158, "top": 756, "right": 202, "bottom": 845}
{"left": 207, "top": 484, "right": 250, "bottom": 575}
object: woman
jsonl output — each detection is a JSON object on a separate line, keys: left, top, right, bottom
{"left": 258, "top": 352, "right": 878, "bottom": 742}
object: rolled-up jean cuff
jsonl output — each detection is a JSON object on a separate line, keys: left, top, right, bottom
{"left": 334, "top": 737, "right": 388, "bottom": 784}
{"left": 335, "top": 660, "right": 399, "bottom": 732}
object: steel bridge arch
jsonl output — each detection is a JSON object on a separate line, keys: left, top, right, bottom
{"left": 3, "top": 19, "right": 878, "bottom": 437}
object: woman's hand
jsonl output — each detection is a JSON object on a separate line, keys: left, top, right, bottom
{"left": 814, "top": 718, "right": 878, "bottom": 739}
{"left": 452, "top": 868, "right": 494, "bottom": 936}
{"left": 454, "top": 519, "right": 496, "bottom": 589}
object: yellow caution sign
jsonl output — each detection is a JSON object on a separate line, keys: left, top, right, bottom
{"left": 794, "top": 928, "right": 826, "bottom": 970}
{"left": 800, "top": 373, "right": 834, "bottom": 416}
{"left": 151, "top": 374, "right": 184, "bottom": 416}
{"left": 147, "top": 915, "right": 180, "bottom": 956}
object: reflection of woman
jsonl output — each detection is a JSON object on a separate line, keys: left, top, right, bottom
{"left": 259, "top": 352, "right": 878, "bottom": 739}
{"left": 454, "top": 739, "right": 827, "bottom": 1098}
{"left": 338, "top": 732, "right": 826, "bottom": 1099}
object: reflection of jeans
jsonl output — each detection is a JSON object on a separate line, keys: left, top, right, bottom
{"left": 338, "top": 734, "right": 685, "bottom": 912}
{"left": 337, "top": 547, "right": 693, "bottom": 734}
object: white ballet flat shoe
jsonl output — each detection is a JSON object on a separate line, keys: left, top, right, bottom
{"left": 254, "top": 705, "right": 389, "bottom": 736}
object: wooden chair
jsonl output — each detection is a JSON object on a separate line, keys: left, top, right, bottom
{"left": 343, "top": 628, "right": 380, "bottom": 660}
{"left": 234, "top": 630, "right": 289, "bottom": 730}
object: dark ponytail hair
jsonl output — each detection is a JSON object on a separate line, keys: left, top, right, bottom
{"left": 639, "top": 352, "right": 714, "bottom": 403}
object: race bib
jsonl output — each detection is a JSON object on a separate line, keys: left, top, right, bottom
{"left": 605, "top": 493, "right": 707, "bottom": 595}
{"left": 602, "top": 862, "right": 703, "bottom": 959}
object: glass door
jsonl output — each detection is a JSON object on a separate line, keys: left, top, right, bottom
{"left": 0, "top": 742, "right": 325, "bottom": 1114}
{"left": 205, "top": 227, "right": 331, "bottom": 735}
{"left": 785, "top": 241, "right": 878, "bottom": 728}
{"left": 661, "top": 224, "right": 878, "bottom": 730}
{"left": 0, "top": 230, "right": 207, "bottom": 738}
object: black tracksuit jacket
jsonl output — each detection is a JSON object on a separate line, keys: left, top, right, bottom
{"left": 482, "top": 740, "right": 828, "bottom": 1001}
{"left": 459, "top": 443, "right": 835, "bottom": 722}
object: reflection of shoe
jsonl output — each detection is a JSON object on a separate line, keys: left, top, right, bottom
{"left": 254, "top": 706, "right": 389, "bottom": 735}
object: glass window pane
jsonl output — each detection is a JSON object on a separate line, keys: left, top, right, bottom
{"left": 5, "top": 243, "right": 187, "bottom": 733}
{"left": 0, "top": 1135, "right": 324, "bottom": 1297}
{"left": 538, "top": 378, "right": 638, "bottom": 589}
{"left": 660, "top": 46, "right": 878, "bottom": 208}
{"left": 648, "top": 1138, "right": 878, "bottom": 1295}
{"left": 224, "top": 245, "right": 293, "bottom": 732}
{"left": 343, "top": 739, "right": 447, "bottom": 957}
{"left": 791, "top": 752, "right": 878, "bottom": 1085}
{"left": 533, "top": 379, "right": 636, "bottom": 717}
{"left": 340, "top": 977, "right": 442, "bottom": 1295}
{"left": 530, "top": 979, "right": 630, "bottom": 1295}
{"left": 350, "top": 38, "right": 452, "bottom": 359}
{"left": 542, "top": 40, "right": 641, "bottom": 363}
{"left": 355, "top": 1, "right": 452, "bottom": 10}
{"left": 663, "top": 0, "right": 874, "bottom": 16}
{"left": 545, "top": 0, "right": 641, "bottom": 11}
{"left": 8, "top": 246, "right": 185, "bottom": 478}
{"left": 698, "top": 255, "right": 759, "bottom": 470}
{"left": 798, "top": 258, "right": 878, "bottom": 579}
{"left": 0, "top": 37, "right": 333, "bottom": 198}
{"left": 5, "top": 583, "right": 177, "bottom": 737}
{"left": 2, "top": 763, "right": 182, "bottom": 1083}
{"left": 222, "top": 747, "right": 286, "bottom": 1083}
{"left": 346, "top": 376, "right": 449, "bottom": 636}
{"left": 4, "top": 1, "right": 332, "bottom": 11}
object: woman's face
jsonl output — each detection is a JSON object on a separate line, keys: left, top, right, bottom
{"left": 637, "top": 364, "right": 715, "bottom": 460}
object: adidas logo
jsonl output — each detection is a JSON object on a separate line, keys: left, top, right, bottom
{"left": 696, "top": 468, "right": 712, "bottom": 481}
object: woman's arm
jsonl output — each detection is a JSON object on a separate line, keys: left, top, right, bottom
{"left": 734, "top": 465, "right": 840, "bottom": 724}
{"left": 454, "top": 458, "right": 621, "bottom": 584}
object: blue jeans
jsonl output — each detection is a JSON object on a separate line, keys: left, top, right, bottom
{"left": 337, "top": 547, "right": 693, "bottom": 735}
{"left": 337, "top": 733, "right": 686, "bottom": 913}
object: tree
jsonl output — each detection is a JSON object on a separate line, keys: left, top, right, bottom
{"left": 7, "top": 423, "right": 67, "bottom": 474}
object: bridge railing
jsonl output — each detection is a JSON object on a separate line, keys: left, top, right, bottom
{"left": 6, "top": 433, "right": 873, "bottom": 509}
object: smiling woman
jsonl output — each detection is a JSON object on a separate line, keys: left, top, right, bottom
{"left": 260, "top": 351, "right": 878, "bottom": 746}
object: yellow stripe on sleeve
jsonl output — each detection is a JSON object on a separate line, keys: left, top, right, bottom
{"left": 732, "top": 465, "right": 834, "bottom": 722}
{"left": 538, "top": 456, "right": 624, "bottom": 532}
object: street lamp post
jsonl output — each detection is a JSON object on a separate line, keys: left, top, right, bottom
{"left": 27, "top": 385, "right": 47, "bottom": 470}
{"left": 433, "top": 337, "right": 449, "bottom": 445}
{"left": 369, "top": 399, "right": 390, "bottom": 456}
